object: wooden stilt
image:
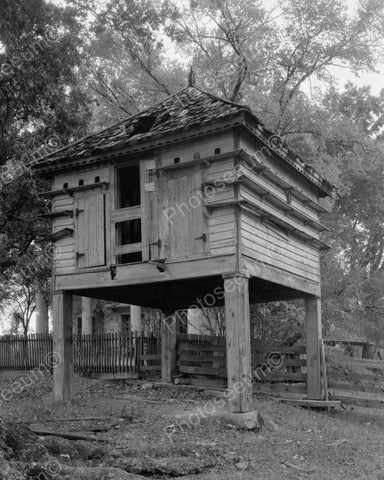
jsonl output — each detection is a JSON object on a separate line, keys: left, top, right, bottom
{"left": 35, "top": 283, "right": 49, "bottom": 334}
{"left": 82, "top": 296, "right": 93, "bottom": 334}
{"left": 305, "top": 295, "right": 322, "bottom": 400}
{"left": 52, "top": 291, "right": 73, "bottom": 402}
{"left": 223, "top": 274, "right": 252, "bottom": 413}
{"left": 161, "top": 311, "right": 177, "bottom": 383}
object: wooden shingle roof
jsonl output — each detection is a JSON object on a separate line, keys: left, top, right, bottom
{"left": 31, "top": 86, "right": 334, "bottom": 195}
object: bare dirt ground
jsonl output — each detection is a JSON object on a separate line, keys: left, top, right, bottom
{"left": 0, "top": 370, "right": 384, "bottom": 480}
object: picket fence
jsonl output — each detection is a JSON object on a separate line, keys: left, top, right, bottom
{"left": 0, "top": 332, "right": 161, "bottom": 374}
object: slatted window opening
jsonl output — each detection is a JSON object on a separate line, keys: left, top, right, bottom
{"left": 113, "top": 164, "right": 143, "bottom": 264}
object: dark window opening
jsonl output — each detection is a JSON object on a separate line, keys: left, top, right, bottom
{"left": 117, "top": 164, "right": 140, "bottom": 208}
{"left": 95, "top": 176, "right": 100, "bottom": 183}
{"left": 174, "top": 157, "right": 180, "bottom": 164}
{"left": 79, "top": 179, "right": 84, "bottom": 186}
{"left": 121, "top": 314, "right": 130, "bottom": 333}
{"left": 63, "top": 183, "right": 68, "bottom": 189}
{"left": 215, "top": 148, "right": 221, "bottom": 155}
{"left": 116, "top": 218, "right": 141, "bottom": 245}
{"left": 118, "top": 252, "right": 142, "bottom": 264}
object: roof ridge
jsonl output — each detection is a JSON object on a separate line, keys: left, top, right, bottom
{"left": 191, "top": 86, "right": 252, "bottom": 112}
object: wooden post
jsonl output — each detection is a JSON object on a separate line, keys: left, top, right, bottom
{"left": 53, "top": 291, "right": 73, "bottom": 402}
{"left": 161, "top": 311, "right": 177, "bottom": 383}
{"left": 35, "top": 284, "right": 49, "bottom": 334}
{"left": 130, "top": 305, "right": 142, "bottom": 333}
{"left": 82, "top": 297, "right": 93, "bottom": 334}
{"left": 305, "top": 295, "right": 322, "bottom": 400}
{"left": 223, "top": 274, "right": 252, "bottom": 413}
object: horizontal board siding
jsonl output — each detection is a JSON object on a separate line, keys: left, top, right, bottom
{"left": 53, "top": 167, "right": 109, "bottom": 190}
{"left": 208, "top": 206, "right": 236, "bottom": 256}
{"left": 240, "top": 163, "right": 320, "bottom": 221}
{"left": 241, "top": 213, "right": 320, "bottom": 263}
{"left": 241, "top": 213, "right": 320, "bottom": 282}
{"left": 53, "top": 206, "right": 75, "bottom": 268}
{"left": 52, "top": 193, "right": 74, "bottom": 270}
{"left": 205, "top": 186, "right": 235, "bottom": 204}
{"left": 53, "top": 195, "right": 73, "bottom": 208}
{"left": 53, "top": 217, "right": 74, "bottom": 229}
{"left": 240, "top": 185, "right": 320, "bottom": 240}
{"left": 161, "top": 133, "right": 234, "bottom": 168}
{"left": 206, "top": 158, "right": 234, "bottom": 182}
{"left": 239, "top": 136, "right": 318, "bottom": 201}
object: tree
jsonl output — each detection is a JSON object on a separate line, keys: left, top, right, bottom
{"left": 68, "top": 0, "right": 185, "bottom": 129}
{"left": 0, "top": 0, "right": 91, "bottom": 277}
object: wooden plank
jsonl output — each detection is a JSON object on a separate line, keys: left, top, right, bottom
{"left": 178, "top": 354, "right": 226, "bottom": 363}
{"left": 178, "top": 343, "right": 226, "bottom": 352}
{"left": 52, "top": 291, "right": 73, "bottom": 402}
{"left": 242, "top": 256, "right": 320, "bottom": 297}
{"left": 275, "top": 398, "right": 340, "bottom": 408}
{"left": 328, "top": 381, "right": 384, "bottom": 394}
{"left": 330, "top": 395, "right": 384, "bottom": 409}
{"left": 327, "top": 356, "right": 384, "bottom": 370}
{"left": 305, "top": 297, "right": 322, "bottom": 399}
{"left": 327, "top": 369, "right": 384, "bottom": 383}
{"left": 241, "top": 217, "right": 320, "bottom": 272}
{"left": 224, "top": 274, "right": 252, "bottom": 413}
{"left": 254, "top": 345, "right": 307, "bottom": 354}
{"left": 253, "top": 382, "right": 307, "bottom": 394}
{"left": 88, "top": 193, "right": 106, "bottom": 267}
{"left": 161, "top": 312, "right": 177, "bottom": 382}
{"left": 253, "top": 358, "right": 306, "bottom": 367}
{"left": 253, "top": 371, "right": 307, "bottom": 382}
{"left": 179, "top": 365, "right": 227, "bottom": 376}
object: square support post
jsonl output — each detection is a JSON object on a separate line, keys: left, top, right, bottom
{"left": 161, "top": 311, "right": 177, "bottom": 383}
{"left": 52, "top": 291, "right": 73, "bottom": 402}
{"left": 223, "top": 274, "right": 252, "bottom": 413}
{"left": 305, "top": 295, "right": 322, "bottom": 399}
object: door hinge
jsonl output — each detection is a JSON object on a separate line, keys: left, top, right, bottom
{"left": 76, "top": 252, "right": 85, "bottom": 260}
{"left": 74, "top": 208, "right": 84, "bottom": 217}
{"left": 194, "top": 233, "right": 207, "bottom": 242}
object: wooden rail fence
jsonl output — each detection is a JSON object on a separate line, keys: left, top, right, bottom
{"left": 176, "top": 334, "right": 307, "bottom": 396}
{"left": 3, "top": 332, "right": 384, "bottom": 409}
{"left": 0, "top": 333, "right": 161, "bottom": 374}
{"left": 327, "top": 355, "right": 384, "bottom": 409}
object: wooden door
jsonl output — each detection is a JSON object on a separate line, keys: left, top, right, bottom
{"left": 75, "top": 192, "right": 106, "bottom": 268}
{"left": 164, "top": 166, "right": 208, "bottom": 259}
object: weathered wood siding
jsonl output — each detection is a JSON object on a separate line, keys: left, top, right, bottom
{"left": 238, "top": 132, "right": 324, "bottom": 285}
{"left": 239, "top": 134, "right": 320, "bottom": 202}
{"left": 241, "top": 212, "right": 321, "bottom": 282}
{"left": 160, "top": 132, "right": 233, "bottom": 168}
{"left": 205, "top": 156, "right": 236, "bottom": 256}
{"left": 156, "top": 136, "right": 237, "bottom": 260}
{"left": 52, "top": 193, "right": 75, "bottom": 272}
{"left": 51, "top": 167, "right": 109, "bottom": 273}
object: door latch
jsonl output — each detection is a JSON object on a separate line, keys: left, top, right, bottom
{"left": 149, "top": 239, "right": 162, "bottom": 248}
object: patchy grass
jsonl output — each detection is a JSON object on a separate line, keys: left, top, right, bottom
{"left": 0, "top": 371, "right": 384, "bottom": 479}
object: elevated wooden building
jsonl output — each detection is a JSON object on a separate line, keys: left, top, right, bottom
{"left": 32, "top": 87, "right": 334, "bottom": 412}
